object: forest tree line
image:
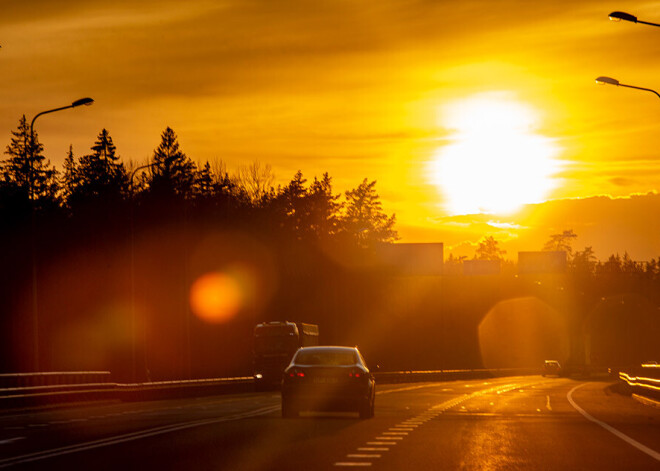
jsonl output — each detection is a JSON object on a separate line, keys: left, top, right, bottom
{"left": 1, "top": 119, "right": 398, "bottom": 246}
{"left": 1, "top": 119, "right": 658, "bottom": 379}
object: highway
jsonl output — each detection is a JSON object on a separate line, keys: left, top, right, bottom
{"left": 1, "top": 376, "right": 659, "bottom": 470}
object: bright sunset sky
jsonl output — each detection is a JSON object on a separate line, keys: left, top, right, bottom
{"left": 2, "top": 1, "right": 660, "bottom": 260}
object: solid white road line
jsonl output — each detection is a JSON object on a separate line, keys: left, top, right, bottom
{"left": 0, "top": 437, "right": 25, "bottom": 445}
{"left": 567, "top": 383, "right": 660, "bottom": 462}
{"left": 0, "top": 405, "right": 280, "bottom": 468}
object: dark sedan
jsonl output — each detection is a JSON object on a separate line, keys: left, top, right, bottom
{"left": 281, "top": 346, "right": 375, "bottom": 419}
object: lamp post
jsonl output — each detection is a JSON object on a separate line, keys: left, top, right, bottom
{"left": 29, "top": 97, "right": 94, "bottom": 371}
{"left": 609, "top": 11, "right": 660, "bottom": 28}
{"left": 595, "top": 76, "right": 660, "bottom": 99}
{"left": 129, "top": 162, "right": 156, "bottom": 382}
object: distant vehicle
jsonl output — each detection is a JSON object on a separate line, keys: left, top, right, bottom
{"left": 281, "top": 346, "right": 375, "bottom": 419}
{"left": 542, "top": 360, "right": 562, "bottom": 377}
{"left": 253, "top": 321, "right": 319, "bottom": 389}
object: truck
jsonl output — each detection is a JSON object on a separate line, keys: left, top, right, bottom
{"left": 253, "top": 321, "right": 319, "bottom": 390}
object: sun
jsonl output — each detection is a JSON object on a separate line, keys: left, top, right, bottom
{"left": 429, "top": 92, "right": 562, "bottom": 215}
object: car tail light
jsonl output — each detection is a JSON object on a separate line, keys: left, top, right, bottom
{"left": 288, "top": 369, "right": 305, "bottom": 378}
{"left": 349, "top": 368, "right": 363, "bottom": 378}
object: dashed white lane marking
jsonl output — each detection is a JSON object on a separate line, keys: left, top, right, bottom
{"left": 0, "top": 437, "right": 25, "bottom": 445}
{"left": 546, "top": 395, "right": 552, "bottom": 411}
{"left": 567, "top": 384, "right": 660, "bottom": 462}
{"left": 358, "top": 448, "right": 388, "bottom": 451}
{"left": 336, "top": 380, "right": 542, "bottom": 469}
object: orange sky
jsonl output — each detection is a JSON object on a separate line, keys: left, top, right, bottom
{"left": 2, "top": 1, "right": 660, "bottom": 260}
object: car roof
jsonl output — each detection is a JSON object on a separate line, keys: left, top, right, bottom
{"left": 297, "top": 346, "right": 358, "bottom": 353}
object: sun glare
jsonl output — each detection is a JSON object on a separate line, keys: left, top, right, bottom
{"left": 430, "top": 93, "right": 562, "bottom": 215}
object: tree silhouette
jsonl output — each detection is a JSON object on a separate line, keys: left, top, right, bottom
{"left": 308, "top": 173, "right": 341, "bottom": 239}
{"left": 474, "top": 235, "right": 506, "bottom": 260}
{"left": 60, "top": 145, "right": 78, "bottom": 207}
{"left": 235, "top": 161, "right": 275, "bottom": 204}
{"left": 543, "top": 229, "right": 577, "bottom": 255}
{"left": 195, "top": 161, "right": 214, "bottom": 197}
{"left": 149, "top": 127, "right": 196, "bottom": 199}
{"left": 276, "top": 170, "right": 310, "bottom": 238}
{"left": 341, "top": 178, "right": 398, "bottom": 247}
{"left": 571, "top": 246, "right": 596, "bottom": 276}
{"left": 2, "top": 115, "right": 59, "bottom": 210}
{"left": 70, "top": 129, "right": 128, "bottom": 207}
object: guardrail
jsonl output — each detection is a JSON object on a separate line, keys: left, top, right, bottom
{"left": 373, "top": 367, "right": 539, "bottom": 383}
{"left": 0, "top": 375, "right": 255, "bottom": 409}
{"left": 0, "top": 371, "right": 111, "bottom": 388}
{"left": 618, "top": 364, "right": 660, "bottom": 402}
{"left": 0, "top": 367, "right": 556, "bottom": 410}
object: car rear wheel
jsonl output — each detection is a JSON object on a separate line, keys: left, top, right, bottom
{"left": 282, "top": 398, "right": 298, "bottom": 418}
{"left": 359, "top": 396, "right": 374, "bottom": 419}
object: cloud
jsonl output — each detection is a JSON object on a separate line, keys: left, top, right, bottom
{"left": 401, "top": 192, "right": 660, "bottom": 261}
{"left": 609, "top": 177, "right": 636, "bottom": 187}
{"left": 487, "top": 221, "right": 524, "bottom": 230}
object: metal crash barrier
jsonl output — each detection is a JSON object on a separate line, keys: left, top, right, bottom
{"left": 0, "top": 366, "right": 580, "bottom": 409}
{"left": 0, "top": 371, "right": 111, "bottom": 388}
{"left": 618, "top": 364, "right": 660, "bottom": 402}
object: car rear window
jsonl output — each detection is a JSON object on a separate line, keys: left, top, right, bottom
{"left": 295, "top": 350, "right": 357, "bottom": 366}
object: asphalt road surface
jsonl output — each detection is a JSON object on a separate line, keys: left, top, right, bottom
{"left": 1, "top": 376, "right": 659, "bottom": 470}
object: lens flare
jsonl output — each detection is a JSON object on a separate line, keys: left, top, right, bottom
{"left": 478, "top": 297, "right": 569, "bottom": 369}
{"left": 190, "top": 272, "right": 243, "bottom": 323}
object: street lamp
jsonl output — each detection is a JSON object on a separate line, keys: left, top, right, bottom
{"left": 28, "top": 97, "right": 94, "bottom": 371}
{"left": 609, "top": 11, "right": 660, "bottom": 27}
{"left": 29, "top": 98, "right": 95, "bottom": 199}
{"left": 129, "top": 162, "right": 156, "bottom": 382}
{"left": 595, "top": 76, "right": 660, "bottom": 99}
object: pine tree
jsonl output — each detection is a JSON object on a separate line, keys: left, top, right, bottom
{"left": 72, "top": 129, "right": 127, "bottom": 205}
{"left": 341, "top": 178, "right": 398, "bottom": 247}
{"left": 308, "top": 172, "right": 341, "bottom": 238}
{"left": 543, "top": 229, "right": 577, "bottom": 256}
{"left": 195, "top": 161, "right": 214, "bottom": 198}
{"left": 279, "top": 170, "right": 308, "bottom": 236}
{"left": 150, "top": 127, "right": 196, "bottom": 199}
{"left": 2, "top": 115, "right": 59, "bottom": 208}
{"left": 474, "top": 236, "right": 506, "bottom": 261}
{"left": 61, "top": 145, "right": 78, "bottom": 205}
